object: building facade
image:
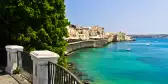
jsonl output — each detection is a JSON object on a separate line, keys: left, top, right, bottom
{"left": 89, "top": 25, "right": 105, "bottom": 39}
{"left": 67, "top": 24, "right": 90, "bottom": 40}
{"left": 67, "top": 24, "right": 79, "bottom": 39}
{"left": 67, "top": 24, "right": 105, "bottom": 40}
{"left": 76, "top": 27, "right": 90, "bottom": 40}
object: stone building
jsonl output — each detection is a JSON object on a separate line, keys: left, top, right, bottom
{"left": 67, "top": 24, "right": 79, "bottom": 39}
{"left": 125, "top": 35, "right": 133, "bottom": 41}
{"left": 76, "top": 27, "right": 90, "bottom": 40}
{"left": 67, "top": 24, "right": 105, "bottom": 40}
{"left": 89, "top": 25, "right": 105, "bottom": 39}
{"left": 67, "top": 24, "right": 90, "bottom": 40}
{"left": 104, "top": 32, "right": 111, "bottom": 39}
{"left": 104, "top": 32, "right": 118, "bottom": 42}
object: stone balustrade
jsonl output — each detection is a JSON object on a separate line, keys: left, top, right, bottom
{"left": 66, "top": 39, "right": 109, "bottom": 54}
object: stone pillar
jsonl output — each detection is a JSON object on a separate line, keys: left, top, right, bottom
{"left": 5, "top": 45, "right": 24, "bottom": 74}
{"left": 30, "top": 50, "right": 59, "bottom": 84}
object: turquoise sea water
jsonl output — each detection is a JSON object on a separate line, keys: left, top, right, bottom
{"left": 68, "top": 38, "right": 168, "bottom": 84}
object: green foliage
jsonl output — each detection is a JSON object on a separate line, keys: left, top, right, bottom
{"left": 13, "top": 67, "right": 21, "bottom": 74}
{"left": 0, "top": 0, "right": 70, "bottom": 67}
{"left": 118, "top": 32, "right": 126, "bottom": 41}
{"left": 58, "top": 56, "right": 68, "bottom": 68}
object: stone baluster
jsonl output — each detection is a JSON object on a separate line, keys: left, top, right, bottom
{"left": 30, "top": 50, "right": 59, "bottom": 84}
{"left": 5, "top": 45, "right": 23, "bottom": 74}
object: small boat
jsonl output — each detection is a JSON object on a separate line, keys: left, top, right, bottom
{"left": 126, "top": 48, "right": 131, "bottom": 51}
{"left": 146, "top": 43, "right": 150, "bottom": 46}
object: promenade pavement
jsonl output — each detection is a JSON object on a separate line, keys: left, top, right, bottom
{"left": 0, "top": 69, "right": 19, "bottom": 84}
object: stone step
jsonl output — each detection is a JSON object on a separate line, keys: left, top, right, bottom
{"left": 11, "top": 74, "right": 31, "bottom": 84}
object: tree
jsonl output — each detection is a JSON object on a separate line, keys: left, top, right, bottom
{"left": 118, "top": 32, "right": 126, "bottom": 41}
{"left": 0, "top": 0, "right": 70, "bottom": 67}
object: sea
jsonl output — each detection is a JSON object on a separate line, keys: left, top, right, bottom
{"left": 68, "top": 38, "right": 168, "bottom": 84}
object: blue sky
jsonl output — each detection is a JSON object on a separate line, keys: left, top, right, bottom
{"left": 65, "top": 0, "right": 168, "bottom": 34}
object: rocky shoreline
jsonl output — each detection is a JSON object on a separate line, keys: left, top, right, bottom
{"left": 66, "top": 39, "right": 111, "bottom": 84}
{"left": 67, "top": 62, "right": 94, "bottom": 84}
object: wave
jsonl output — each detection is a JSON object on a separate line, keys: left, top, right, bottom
{"left": 128, "top": 43, "right": 168, "bottom": 45}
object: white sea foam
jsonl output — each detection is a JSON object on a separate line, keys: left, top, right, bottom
{"left": 129, "top": 43, "right": 168, "bottom": 45}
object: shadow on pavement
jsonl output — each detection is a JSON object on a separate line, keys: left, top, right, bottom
{"left": 0, "top": 66, "right": 6, "bottom": 76}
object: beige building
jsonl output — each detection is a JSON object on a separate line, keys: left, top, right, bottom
{"left": 67, "top": 24, "right": 106, "bottom": 40}
{"left": 67, "top": 24, "right": 90, "bottom": 40}
{"left": 125, "top": 35, "right": 132, "bottom": 41}
{"left": 104, "top": 32, "right": 111, "bottom": 39}
{"left": 89, "top": 25, "right": 105, "bottom": 39}
{"left": 67, "top": 24, "right": 79, "bottom": 39}
{"left": 76, "top": 27, "right": 90, "bottom": 40}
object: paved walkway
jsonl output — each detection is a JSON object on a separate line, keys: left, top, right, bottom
{"left": 0, "top": 67, "right": 31, "bottom": 84}
{"left": 0, "top": 75, "right": 19, "bottom": 84}
{"left": 0, "top": 69, "right": 19, "bottom": 84}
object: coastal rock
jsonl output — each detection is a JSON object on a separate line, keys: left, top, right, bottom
{"left": 77, "top": 72, "right": 84, "bottom": 76}
{"left": 67, "top": 62, "right": 93, "bottom": 84}
{"left": 68, "top": 66, "right": 75, "bottom": 71}
{"left": 82, "top": 80, "right": 91, "bottom": 84}
{"left": 67, "top": 62, "right": 73, "bottom": 66}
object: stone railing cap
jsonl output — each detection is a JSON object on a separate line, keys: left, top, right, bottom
{"left": 5, "top": 45, "right": 23, "bottom": 49}
{"left": 30, "top": 50, "right": 59, "bottom": 59}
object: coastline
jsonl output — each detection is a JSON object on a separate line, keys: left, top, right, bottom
{"left": 65, "top": 39, "right": 110, "bottom": 55}
{"left": 67, "top": 62, "right": 94, "bottom": 84}
{"left": 67, "top": 38, "right": 168, "bottom": 84}
{"left": 65, "top": 38, "right": 135, "bottom": 55}
{"left": 66, "top": 39, "right": 110, "bottom": 84}
{"left": 66, "top": 39, "right": 135, "bottom": 84}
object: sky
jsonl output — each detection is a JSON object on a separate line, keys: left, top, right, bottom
{"left": 65, "top": 0, "right": 168, "bottom": 34}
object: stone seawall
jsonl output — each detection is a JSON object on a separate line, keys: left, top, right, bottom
{"left": 66, "top": 39, "right": 109, "bottom": 54}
